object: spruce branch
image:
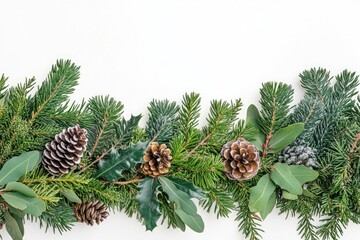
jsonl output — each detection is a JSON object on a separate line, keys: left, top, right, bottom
{"left": 28, "top": 60, "right": 80, "bottom": 125}
{"left": 0, "top": 74, "right": 8, "bottom": 99}
{"left": 145, "top": 99, "right": 179, "bottom": 143}
{"left": 299, "top": 68, "right": 331, "bottom": 101}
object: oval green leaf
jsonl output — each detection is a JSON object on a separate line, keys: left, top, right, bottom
{"left": 4, "top": 210, "right": 23, "bottom": 240}
{"left": 0, "top": 151, "right": 41, "bottom": 185}
{"left": 5, "top": 182, "right": 37, "bottom": 198}
{"left": 249, "top": 174, "right": 276, "bottom": 214}
{"left": 270, "top": 163, "right": 303, "bottom": 195}
{"left": 282, "top": 190, "right": 298, "bottom": 200}
{"left": 289, "top": 165, "right": 319, "bottom": 185}
{"left": 268, "top": 123, "right": 304, "bottom": 154}
{"left": 259, "top": 191, "right": 276, "bottom": 220}
{"left": 60, "top": 188, "right": 82, "bottom": 204}
{"left": 175, "top": 209, "right": 204, "bottom": 233}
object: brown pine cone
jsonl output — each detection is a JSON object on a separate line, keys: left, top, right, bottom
{"left": 74, "top": 200, "right": 109, "bottom": 226}
{"left": 42, "top": 125, "right": 88, "bottom": 176}
{"left": 221, "top": 138, "right": 261, "bottom": 181}
{"left": 141, "top": 142, "right": 172, "bottom": 177}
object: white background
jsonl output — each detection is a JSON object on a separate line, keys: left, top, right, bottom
{"left": 0, "top": 0, "right": 359, "bottom": 239}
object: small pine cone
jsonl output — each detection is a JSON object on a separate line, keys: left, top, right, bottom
{"left": 278, "top": 139, "right": 317, "bottom": 168}
{"left": 74, "top": 200, "right": 109, "bottom": 226}
{"left": 221, "top": 138, "right": 261, "bottom": 181}
{"left": 42, "top": 125, "right": 88, "bottom": 176}
{"left": 141, "top": 142, "right": 172, "bottom": 177}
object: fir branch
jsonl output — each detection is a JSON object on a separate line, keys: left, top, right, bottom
{"left": 0, "top": 74, "right": 8, "bottom": 99}
{"left": 145, "top": 99, "right": 179, "bottom": 143}
{"left": 28, "top": 60, "right": 80, "bottom": 125}
{"left": 200, "top": 188, "right": 233, "bottom": 218}
{"left": 299, "top": 68, "right": 331, "bottom": 101}
{"left": 87, "top": 95, "right": 124, "bottom": 158}
{"left": 258, "top": 82, "right": 294, "bottom": 136}
{"left": 178, "top": 92, "right": 201, "bottom": 143}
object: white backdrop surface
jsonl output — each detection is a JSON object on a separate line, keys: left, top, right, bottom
{"left": 0, "top": 0, "right": 359, "bottom": 239}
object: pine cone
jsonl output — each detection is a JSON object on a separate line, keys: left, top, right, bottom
{"left": 141, "top": 142, "right": 172, "bottom": 177}
{"left": 278, "top": 139, "right": 317, "bottom": 168}
{"left": 221, "top": 138, "right": 261, "bottom": 181}
{"left": 42, "top": 125, "right": 88, "bottom": 176}
{"left": 74, "top": 200, "right": 109, "bottom": 226}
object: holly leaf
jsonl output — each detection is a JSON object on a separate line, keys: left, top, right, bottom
{"left": 166, "top": 177, "right": 205, "bottom": 200}
{"left": 115, "top": 114, "right": 142, "bottom": 147}
{"left": 259, "top": 191, "right": 276, "bottom": 220}
{"left": 249, "top": 174, "right": 276, "bottom": 215}
{"left": 268, "top": 123, "right": 304, "bottom": 154}
{"left": 4, "top": 210, "right": 23, "bottom": 240}
{"left": 0, "top": 151, "right": 41, "bottom": 185}
{"left": 289, "top": 165, "right": 319, "bottom": 185}
{"left": 270, "top": 163, "right": 303, "bottom": 195}
{"left": 2, "top": 192, "right": 46, "bottom": 217}
{"left": 5, "top": 182, "right": 37, "bottom": 198}
{"left": 135, "top": 177, "right": 161, "bottom": 231}
{"left": 158, "top": 176, "right": 197, "bottom": 215}
{"left": 60, "top": 188, "right": 82, "bottom": 204}
{"left": 175, "top": 208, "right": 205, "bottom": 233}
{"left": 97, "top": 142, "right": 148, "bottom": 182}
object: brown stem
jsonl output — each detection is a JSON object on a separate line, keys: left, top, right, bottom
{"left": 103, "top": 178, "right": 144, "bottom": 185}
{"left": 88, "top": 111, "right": 108, "bottom": 159}
{"left": 262, "top": 133, "right": 272, "bottom": 158}
{"left": 150, "top": 133, "right": 159, "bottom": 143}
{"left": 78, "top": 144, "right": 114, "bottom": 174}
{"left": 349, "top": 133, "right": 360, "bottom": 156}
{"left": 185, "top": 133, "right": 212, "bottom": 158}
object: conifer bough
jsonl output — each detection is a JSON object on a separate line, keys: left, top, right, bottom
{"left": 0, "top": 60, "right": 358, "bottom": 240}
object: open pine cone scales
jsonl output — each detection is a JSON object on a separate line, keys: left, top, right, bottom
{"left": 221, "top": 138, "right": 260, "bottom": 181}
{"left": 141, "top": 142, "right": 172, "bottom": 177}
{"left": 42, "top": 125, "right": 88, "bottom": 176}
{"left": 74, "top": 200, "right": 109, "bottom": 226}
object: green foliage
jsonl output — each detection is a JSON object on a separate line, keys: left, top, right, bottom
{"left": 258, "top": 82, "right": 294, "bottom": 135}
{"left": 87, "top": 95, "right": 124, "bottom": 157}
{"left": 135, "top": 177, "right": 161, "bottom": 231}
{"left": 0, "top": 151, "right": 41, "bottom": 185}
{"left": 115, "top": 114, "right": 142, "bottom": 148}
{"left": 145, "top": 99, "right": 179, "bottom": 143}
{"left": 271, "top": 163, "right": 303, "bottom": 195}
{"left": 267, "top": 123, "right": 304, "bottom": 154}
{"left": 97, "top": 142, "right": 148, "bottom": 182}
{"left": 4, "top": 210, "right": 23, "bottom": 240}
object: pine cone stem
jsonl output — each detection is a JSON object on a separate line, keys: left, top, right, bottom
{"left": 186, "top": 133, "right": 212, "bottom": 158}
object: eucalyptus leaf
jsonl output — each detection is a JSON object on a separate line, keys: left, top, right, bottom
{"left": 268, "top": 123, "right": 304, "bottom": 154}
{"left": 246, "top": 104, "right": 261, "bottom": 129}
{"left": 289, "top": 165, "right": 319, "bottom": 185}
{"left": 60, "top": 188, "right": 82, "bottom": 204}
{"left": 2, "top": 192, "right": 45, "bottom": 217}
{"left": 158, "top": 176, "right": 197, "bottom": 215}
{"left": 11, "top": 213, "right": 24, "bottom": 236}
{"left": 5, "top": 182, "right": 37, "bottom": 198}
{"left": 97, "top": 142, "right": 148, "bottom": 182}
{"left": 249, "top": 174, "right": 276, "bottom": 214}
{"left": 4, "top": 210, "right": 23, "bottom": 240}
{"left": 0, "top": 151, "right": 41, "bottom": 185}
{"left": 174, "top": 212, "right": 186, "bottom": 232}
{"left": 166, "top": 177, "right": 205, "bottom": 200}
{"left": 259, "top": 191, "right": 276, "bottom": 220}
{"left": 135, "top": 177, "right": 161, "bottom": 231}
{"left": 303, "top": 189, "right": 317, "bottom": 198}
{"left": 270, "top": 163, "right": 303, "bottom": 195}
{"left": 282, "top": 190, "right": 299, "bottom": 200}
{"left": 175, "top": 208, "right": 204, "bottom": 233}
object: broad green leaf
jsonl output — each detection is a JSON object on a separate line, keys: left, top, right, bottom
{"left": 268, "top": 123, "right": 304, "bottom": 154}
{"left": 253, "top": 132, "right": 265, "bottom": 152}
{"left": 8, "top": 206, "right": 25, "bottom": 218}
{"left": 0, "top": 151, "right": 41, "bottom": 185}
{"left": 270, "top": 163, "right": 303, "bottom": 195}
{"left": 97, "top": 142, "right": 148, "bottom": 182}
{"left": 166, "top": 177, "right": 205, "bottom": 200}
{"left": 60, "top": 188, "right": 82, "bottom": 204}
{"left": 4, "top": 210, "right": 23, "bottom": 240}
{"left": 303, "top": 189, "right": 317, "bottom": 198}
{"left": 135, "top": 177, "right": 161, "bottom": 231}
{"left": 175, "top": 209, "right": 204, "bottom": 233}
{"left": 259, "top": 191, "right": 276, "bottom": 220}
{"left": 289, "top": 165, "right": 319, "bottom": 185}
{"left": 249, "top": 174, "right": 276, "bottom": 214}
{"left": 11, "top": 213, "right": 24, "bottom": 236}
{"left": 5, "top": 182, "right": 37, "bottom": 197}
{"left": 158, "top": 176, "right": 197, "bottom": 215}
{"left": 174, "top": 212, "right": 186, "bottom": 232}
{"left": 2, "top": 192, "right": 45, "bottom": 217}
{"left": 282, "top": 190, "right": 298, "bottom": 200}
{"left": 246, "top": 104, "right": 261, "bottom": 129}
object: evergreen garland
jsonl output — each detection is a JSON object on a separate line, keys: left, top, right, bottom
{"left": 0, "top": 60, "right": 359, "bottom": 240}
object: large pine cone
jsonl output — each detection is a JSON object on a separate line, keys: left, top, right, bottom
{"left": 221, "top": 138, "right": 261, "bottom": 181}
{"left": 141, "top": 142, "right": 172, "bottom": 177}
{"left": 74, "top": 200, "right": 109, "bottom": 226}
{"left": 278, "top": 139, "right": 317, "bottom": 168}
{"left": 42, "top": 125, "right": 88, "bottom": 176}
